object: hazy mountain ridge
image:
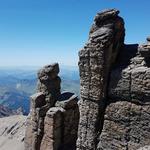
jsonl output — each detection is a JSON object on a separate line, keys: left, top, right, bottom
{"left": 0, "top": 104, "right": 18, "bottom": 118}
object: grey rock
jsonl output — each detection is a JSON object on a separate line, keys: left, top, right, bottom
{"left": 98, "top": 31, "right": 150, "bottom": 150}
{"left": 138, "top": 37, "right": 150, "bottom": 58}
{"left": 138, "top": 145, "right": 150, "bottom": 150}
{"left": 77, "top": 8, "right": 125, "bottom": 150}
{"left": 55, "top": 92, "right": 78, "bottom": 109}
{"left": 109, "top": 44, "right": 150, "bottom": 104}
{"left": 25, "top": 63, "right": 79, "bottom": 150}
{"left": 25, "top": 8, "right": 150, "bottom": 150}
{"left": 98, "top": 101, "right": 150, "bottom": 150}
{"left": 77, "top": 8, "right": 150, "bottom": 150}
{"left": 40, "top": 107, "right": 64, "bottom": 150}
{"left": 38, "top": 63, "right": 59, "bottom": 81}
{"left": 94, "top": 9, "right": 119, "bottom": 25}
{"left": 139, "top": 45, "right": 150, "bottom": 58}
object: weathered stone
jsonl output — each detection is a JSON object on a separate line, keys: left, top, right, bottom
{"left": 38, "top": 63, "right": 59, "bottom": 81}
{"left": 94, "top": 9, "right": 120, "bottom": 25}
{"left": 25, "top": 9, "right": 150, "bottom": 150}
{"left": 109, "top": 44, "right": 150, "bottom": 104}
{"left": 99, "top": 38, "right": 150, "bottom": 150}
{"left": 25, "top": 63, "right": 61, "bottom": 150}
{"left": 109, "top": 68, "right": 131, "bottom": 101}
{"left": 55, "top": 92, "right": 79, "bottom": 150}
{"left": 139, "top": 44, "right": 150, "bottom": 58}
{"left": 138, "top": 37, "right": 150, "bottom": 58}
{"left": 30, "top": 92, "right": 46, "bottom": 109}
{"left": 55, "top": 92, "right": 78, "bottom": 109}
{"left": 37, "top": 63, "right": 61, "bottom": 100}
{"left": 25, "top": 92, "right": 46, "bottom": 150}
{"left": 138, "top": 145, "right": 150, "bottom": 150}
{"left": 40, "top": 107, "right": 64, "bottom": 150}
{"left": 98, "top": 101, "right": 150, "bottom": 150}
{"left": 77, "top": 9, "right": 150, "bottom": 150}
{"left": 77, "top": 8, "right": 125, "bottom": 150}
{"left": 131, "top": 67, "right": 150, "bottom": 103}
{"left": 25, "top": 64, "right": 79, "bottom": 150}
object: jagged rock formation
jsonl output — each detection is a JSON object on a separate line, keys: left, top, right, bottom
{"left": 24, "top": 9, "right": 150, "bottom": 150}
{"left": 98, "top": 39, "right": 150, "bottom": 150}
{"left": 25, "top": 63, "right": 79, "bottom": 150}
{"left": 0, "top": 115, "right": 26, "bottom": 150}
{"left": 77, "top": 9, "right": 125, "bottom": 150}
{"left": 77, "top": 9, "right": 150, "bottom": 150}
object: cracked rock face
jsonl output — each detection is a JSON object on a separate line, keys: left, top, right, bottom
{"left": 77, "top": 9, "right": 125, "bottom": 150}
{"left": 24, "top": 9, "right": 150, "bottom": 150}
{"left": 97, "top": 101, "right": 150, "bottom": 150}
{"left": 98, "top": 40, "right": 150, "bottom": 149}
{"left": 25, "top": 64, "right": 79, "bottom": 150}
{"left": 77, "top": 9, "right": 150, "bottom": 150}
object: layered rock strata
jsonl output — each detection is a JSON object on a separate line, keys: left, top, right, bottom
{"left": 25, "top": 64, "right": 79, "bottom": 150}
{"left": 24, "top": 9, "right": 150, "bottom": 150}
{"left": 98, "top": 39, "right": 150, "bottom": 150}
{"left": 77, "top": 9, "right": 150, "bottom": 150}
{"left": 77, "top": 9, "right": 125, "bottom": 150}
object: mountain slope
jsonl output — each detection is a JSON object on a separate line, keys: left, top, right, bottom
{"left": 0, "top": 115, "right": 26, "bottom": 150}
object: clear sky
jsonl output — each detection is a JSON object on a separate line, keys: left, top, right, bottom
{"left": 0, "top": 0, "right": 150, "bottom": 67}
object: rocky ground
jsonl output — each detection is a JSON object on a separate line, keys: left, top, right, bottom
{"left": 0, "top": 115, "right": 26, "bottom": 150}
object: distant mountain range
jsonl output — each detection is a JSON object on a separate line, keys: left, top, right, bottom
{"left": 0, "top": 66, "right": 80, "bottom": 115}
{"left": 0, "top": 104, "right": 19, "bottom": 118}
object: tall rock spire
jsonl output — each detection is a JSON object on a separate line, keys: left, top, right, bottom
{"left": 77, "top": 9, "right": 125, "bottom": 150}
{"left": 25, "top": 63, "right": 79, "bottom": 150}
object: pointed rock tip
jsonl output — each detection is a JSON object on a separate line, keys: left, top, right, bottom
{"left": 94, "top": 9, "right": 120, "bottom": 24}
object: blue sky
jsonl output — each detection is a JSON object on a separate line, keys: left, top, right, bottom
{"left": 0, "top": 0, "right": 150, "bottom": 67}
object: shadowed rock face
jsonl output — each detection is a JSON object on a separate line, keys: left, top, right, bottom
{"left": 77, "top": 9, "right": 125, "bottom": 150}
{"left": 24, "top": 64, "right": 79, "bottom": 150}
{"left": 98, "top": 39, "right": 150, "bottom": 150}
{"left": 77, "top": 9, "right": 150, "bottom": 150}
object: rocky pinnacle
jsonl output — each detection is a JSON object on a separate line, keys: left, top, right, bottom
{"left": 25, "top": 63, "right": 79, "bottom": 150}
{"left": 76, "top": 9, "right": 125, "bottom": 150}
{"left": 24, "top": 9, "right": 150, "bottom": 150}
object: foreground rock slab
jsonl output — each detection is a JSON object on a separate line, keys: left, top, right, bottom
{"left": 0, "top": 115, "right": 26, "bottom": 150}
